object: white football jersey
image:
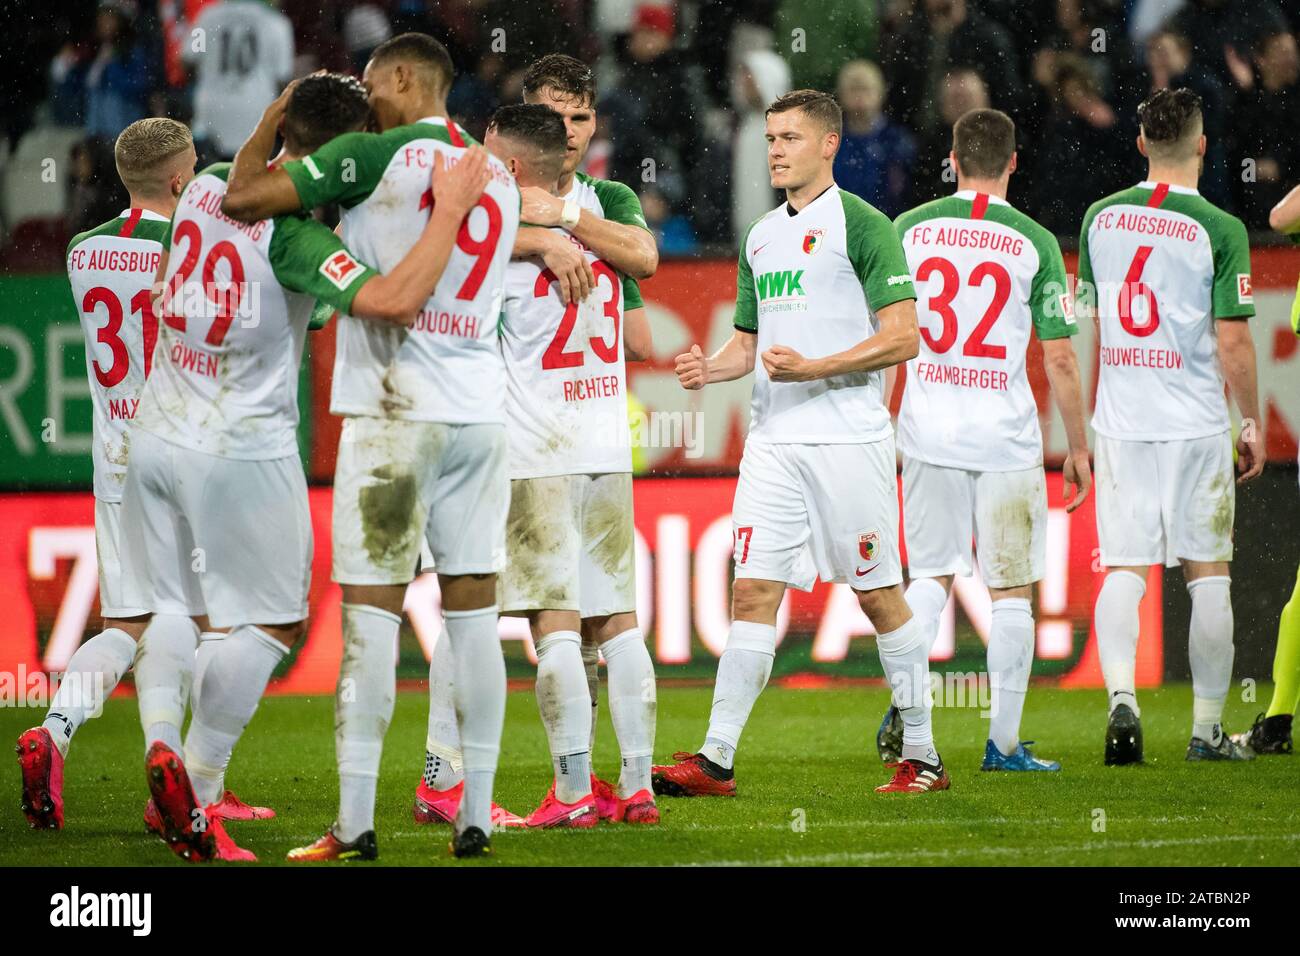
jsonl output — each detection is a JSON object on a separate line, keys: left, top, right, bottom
{"left": 896, "top": 191, "right": 1076, "bottom": 472}
{"left": 66, "top": 209, "right": 169, "bottom": 501}
{"left": 283, "top": 117, "right": 521, "bottom": 425}
{"left": 1080, "top": 181, "right": 1254, "bottom": 441}
{"left": 136, "top": 165, "right": 378, "bottom": 459}
{"left": 734, "top": 185, "right": 916, "bottom": 444}
{"left": 501, "top": 230, "right": 630, "bottom": 478}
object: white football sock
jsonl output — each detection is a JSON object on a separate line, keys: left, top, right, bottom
{"left": 904, "top": 577, "right": 948, "bottom": 658}
{"left": 184, "top": 625, "right": 287, "bottom": 808}
{"left": 701, "top": 620, "right": 775, "bottom": 770}
{"left": 423, "top": 631, "right": 464, "bottom": 791}
{"left": 987, "top": 598, "right": 1035, "bottom": 756}
{"left": 1188, "top": 576, "right": 1233, "bottom": 744}
{"left": 535, "top": 629, "right": 592, "bottom": 803}
{"left": 134, "top": 614, "right": 199, "bottom": 755}
{"left": 601, "top": 627, "right": 656, "bottom": 798}
{"left": 582, "top": 634, "right": 600, "bottom": 756}
{"left": 42, "top": 627, "right": 136, "bottom": 757}
{"left": 1096, "top": 570, "right": 1145, "bottom": 716}
{"left": 877, "top": 616, "right": 937, "bottom": 764}
{"left": 446, "top": 605, "right": 506, "bottom": 834}
{"left": 333, "top": 604, "right": 399, "bottom": 842}
{"left": 190, "top": 631, "right": 225, "bottom": 712}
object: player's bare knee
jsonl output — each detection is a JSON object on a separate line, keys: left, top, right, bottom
{"left": 988, "top": 584, "right": 1033, "bottom": 602}
{"left": 440, "top": 572, "right": 497, "bottom": 612}
{"left": 341, "top": 583, "right": 406, "bottom": 616}
{"left": 531, "top": 609, "right": 581, "bottom": 640}
{"left": 586, "top": 610, "right": 639, "bottom": 644}
{"left": 731, "top": 578, "right": 784, "bottom": 623}
{"left": 107, "top": 615, "right": 151, "bottom": 641}
{"left": 258, "top": 620, "right": 306, "bottom": 648}
{"left": 856, "top": 584, "right": 911, "bottom": 632}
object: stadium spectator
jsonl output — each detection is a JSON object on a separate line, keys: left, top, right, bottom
{"left": 1233, "top": 27, "right": 1300, "bottom": 227}
{"left": 772, "top": 0, "right": 877, "bottom": 94}
{"left": 730, "top": 47, "right": 790, "bottom": 239}
{"left": 185, "top": 0, "right": 294, "bottom": 159}
{"left": 909, "top": 68, "right": 989, "bottom": 207}
{"left": 1146, "top": 25, "right": 1232, "bottom": 207}
{"left": 1172, "top": 0, "right": 1292, "bottom": 88}
{"left": 49, "top": 2, "right": 152, "bottom": 139}
{"left": 882, "top": 0, "right": 1024, "bottom": 132}
{"left": 832, "top": 60, "right": 915, "bottom": 219}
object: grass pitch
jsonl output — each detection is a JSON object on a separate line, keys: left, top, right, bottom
{"left": 2, "top": 683, "right": 1296, "bottom": 866}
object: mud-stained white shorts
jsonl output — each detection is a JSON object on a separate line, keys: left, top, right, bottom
{"left": 332, "top": 416, "right": 508, "bottom": 585}
{"left": 94, "top": 498, "right": 148, "bottom": 619}
{"left": 1095, "top": 431, "right": 1234, "bottom": 568}
{"left": 731, "top": 438, "right": 902, "bottom": 592}
{"left": 118, "top": 429, "right": 312, "bottom": 627}
{"left": 902, "top": 458, "right": 1047, "bottom": 589}
{"left": 499, "top": 472, "right": 636, "bottom": 618}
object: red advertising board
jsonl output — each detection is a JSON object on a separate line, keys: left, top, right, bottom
{"left": 0, "top": 476, "right": 1158, "bottom": 695}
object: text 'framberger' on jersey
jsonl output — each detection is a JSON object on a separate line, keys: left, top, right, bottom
{"left": 1078, "top": 181, "right": 1254, "bottom": 442}
{"left": 895, "top": 190, "right": 1077, "bottom": 472}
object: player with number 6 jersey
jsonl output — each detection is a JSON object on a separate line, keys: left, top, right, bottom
{"left": 16, "top": 119, "right": 197, "bottom": 834}
{"left": 1078, "top": 88, "right": 1263, "bottom": 768}
{"left": 220, "top": 34, "right": 522, "bottom": 860}
{"left": 121, "top": 73, "right": 493, "bottom": 864}
{"left": 888, "top": 108, "right": 1092, "bottom": 774}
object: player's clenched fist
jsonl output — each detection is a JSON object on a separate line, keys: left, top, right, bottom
{"left": 676, "top": 344, "right": 708, "bottom": 390}
{"left": 761, "top": 344, "right": 817, "bottom": 382}
{"left": 432, "top": 145, "right": 490, "bottom": 220}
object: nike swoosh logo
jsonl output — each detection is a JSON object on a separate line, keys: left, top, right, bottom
{"left": 855, "top": 566, "right": 877, "bottom": 577}
{"left": 751, "top": 241, "right": 771, "bottom": 257}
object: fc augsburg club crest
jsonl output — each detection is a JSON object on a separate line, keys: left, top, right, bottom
{"left": 802, "top": 229, "right": 823, "bottom": 254}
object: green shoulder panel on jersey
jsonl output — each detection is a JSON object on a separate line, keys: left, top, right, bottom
{"left": 67, "top": 212, "right": 170, "bottom": 257}
{"left": 982, "top": 201, "right": 1076, "bottom": 340}
{"left": 841, "top": 190, "right": 915, "bottom": 311}
{"left": 1157, "top": 190, "right": 1255, "bottom": 320}
{"left": 283, "top": 122, "right": 464, "bottom": 212}
{"left": 267, "top": 213, "right": 379, "bottom": 316}
{"left": 1075, "top": 185, "right": 1148, "bottom": 311}
{"left": 733, "top": 217, "right": 760, "bottom": 332}
{"left": 577, "top": 171, "right": 652, "bottom": 232}
{"left": 892, "top": 195, "right": 968, "bottom": 238}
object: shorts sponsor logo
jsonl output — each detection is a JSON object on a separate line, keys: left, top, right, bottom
{"left": 1237, "top": 273, "right": 1253, "bottom": 304}
{"left": 320, "top": 251, "right": 364, "bottom": 291}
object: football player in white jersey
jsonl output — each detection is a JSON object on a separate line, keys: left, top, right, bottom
{"left": 221, "top": 34, "right": 523, "bottom": 859}
{"left": 882, "top": 108, "right": 1092, "bottom": 772}
{"left": 1078, "top": 88, "right": 1263, "bottom": 765}
{"left": 17, "top": 119, "right": 196, "bottom": 831}
{"left": 412, "top": 55, "right": 659, "bottom": 829}
{"left": 653, "top": 91, "right": 947, "bottom": 796}
{"left": 124, "top": 73, "right": 493, "bottom": 862}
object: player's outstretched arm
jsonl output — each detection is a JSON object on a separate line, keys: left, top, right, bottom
{"left": 351, "top": 147, "right": 492, "bottom": 324}
{"left": 1269, "top": 183, "right": 1300, "bottom": 233}
{"left": 1041, "top": 337, "right": 1093, "bottom": 511}
{"left": 222, "top": 83, "right": 307, "bottom": 222}
{"left": 520, "top": 185, "right": 659, "bottom": 279}
{"left": 1217, "top": 319, "right": 1265, "bottom": 483}
{"left": 675, "top": 331, "right": 756, "bottom": 389}
{"left": 513, "top": 227, "right": 596, "bottom": 303}
{"left": 762, "top": 298, "right": 920, "bottom": 383}
{"left": 624, "top": 306, "right": 652, "bottom": 362}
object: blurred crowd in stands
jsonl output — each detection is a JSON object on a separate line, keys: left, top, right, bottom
{"left": 2, "top": 0, "right": 1299, "bottom": 270}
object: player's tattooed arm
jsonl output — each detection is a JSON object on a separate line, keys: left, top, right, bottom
{"left": 763, "top": 298, "right": 920, "bottom": 383}
{"left": 624, "top": 306, "right": 652, "bottom": 362}
{"left": 520, "top": 186, "right": 659, "bottom": 279}
{"left": 222, "top": 82, "right": 306, "bottom": 222}
{"left": 350, "top": 147, "right": 492, "bottom": 325}
{"left": 513, "top": 227, "right": 596, "bottom": 304}
{"left": 675, "top": 331, "right": 756, "bottom": 389}
{"left": 1269, "top": 182, "right": 1300, "bottom": 233}
{"left": 1041, "top": 337, "right": 1092, "bottom": 511}
{"left": 1217, "top": 319, "right": 1265, "bottom": 483}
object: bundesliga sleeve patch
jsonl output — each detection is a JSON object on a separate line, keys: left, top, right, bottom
{"left": 1237, "top": 274, "right": 1253, "bottom": 304}
{"left": 1060, "top": 292, "right": 1076, "bottom": 324}
{"left": 320, "top": 250, "right": 365, "bottom": 290}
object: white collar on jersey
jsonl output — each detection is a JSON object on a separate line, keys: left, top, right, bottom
{"left": 1137, "top": 180, "right": 1199, "bottom": 196}
{"left": 952, "top": 189, "right": 1010, "bottom": 206}
{"left": 119, "top": 208, "right": 169, "bottom": 222}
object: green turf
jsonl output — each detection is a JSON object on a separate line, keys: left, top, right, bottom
{"left": 2, "top": 684, "right": 1296, "bottom": 866}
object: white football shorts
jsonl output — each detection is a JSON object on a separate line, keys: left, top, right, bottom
{"left": 731, "top": 438, "right": 902, "bottom": 592}
{"left": 332, "top": 416, "right": 508, "bottom": 585}
{"left": 118, "top": 429, "right": 312, "bottom": 627}
{"left": 94, "top": 498, "right": 148, "bottom": 619}
{"left": 1095, "top": 431, "right": 1234, "bottom": 568}
{"left": 902, "top": 458, "right": 1047, "bottom": 589}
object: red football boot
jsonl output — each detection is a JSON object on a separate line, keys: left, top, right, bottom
{"left": 651, "top": 752, "right": 736, "bottom": 797}
{"left": 287, "top": 827, "right": 378, "bottom": 862}
{"left": 412, "top": 779, "right": 526, "bottom": 828}
{"left": 524, "top": 783, "right": 598, "bottom": 829}
{"left": 614, "top": 788, "right": 659, "bottom": 824}
{"left": 874, "top": 759, "right": 951, "bottom": 794}
{"left": 590, "top": 774, "right": 619, "bottom": 821}
{"left": 16, "top": 728, "right": 64, "bottom": 830}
